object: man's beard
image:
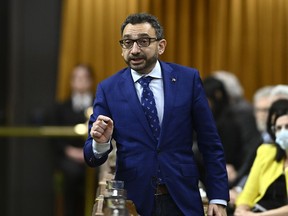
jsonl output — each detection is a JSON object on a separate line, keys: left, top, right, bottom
{"left": 125, "top": 53, "right": 158, "bottom": 74}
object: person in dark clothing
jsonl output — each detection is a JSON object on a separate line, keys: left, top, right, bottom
{"left": 203, "top": 77, "right": 247, "bottom": 186}
{"left": 52, "top": 64, "right": 96, "bottom": 216}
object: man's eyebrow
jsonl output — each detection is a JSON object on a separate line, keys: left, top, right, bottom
{"left": 122, "top": 33, "right": 151, "bottom": 38}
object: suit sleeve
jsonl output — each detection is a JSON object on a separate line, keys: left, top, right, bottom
{"left": 192, "top": 72, "right": 230, "bottom": 201}
{"left": 83, "top": 83, "right": 113, "bottom": 167}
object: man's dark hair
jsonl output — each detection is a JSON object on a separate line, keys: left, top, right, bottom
{"left": 120, "top": 13, "right": 164, "bottom": 39}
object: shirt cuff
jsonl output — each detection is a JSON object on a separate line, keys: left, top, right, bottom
{"left": 92, "top": 139, "right": 111, "bottom": 158}
{"left": 209, "top": 199, "right": 227, "bottom": 206}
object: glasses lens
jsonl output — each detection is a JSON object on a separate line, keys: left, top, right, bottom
{"left": 137, "top": 38, "right": 150, "bottom": 47}
{"left": 120, "top": 39, "right": 133, "bottom": 49}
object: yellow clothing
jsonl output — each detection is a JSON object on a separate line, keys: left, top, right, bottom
{"left": 236, "top": 144, "right": 288, "bottom": 208}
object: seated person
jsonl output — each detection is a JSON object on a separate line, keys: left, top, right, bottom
{"left": 253, "top": 85, "right": 274, "bottom": 143}
{"left": 234, "top": 99, "right": 288, "bottom": 215}
{"left": 229, "top": 85, "right": 288, "bottom": 209}
{"left": 203, "top": 77, "right": 251, "bottom": 186}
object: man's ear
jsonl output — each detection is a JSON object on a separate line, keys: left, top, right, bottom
{"left": 158, "top": 39, "right": 167, "bottom": 55}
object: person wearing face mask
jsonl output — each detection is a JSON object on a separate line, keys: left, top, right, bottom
{"left": 276, "top": 129, "right": 288, "bottom": 150}
{"left": 234, "top": 98, "right": 288, "bottom": 216}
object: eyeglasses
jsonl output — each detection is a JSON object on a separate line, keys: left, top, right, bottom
{"left": 272, "top": 124, "right": 288, "bottom": 132}
{"left": 119, "top": 37, "right": 158, "bottom": 49}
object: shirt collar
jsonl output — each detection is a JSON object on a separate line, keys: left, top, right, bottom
{"left": 131, "top": 61, "right": 162, "bottom": 83}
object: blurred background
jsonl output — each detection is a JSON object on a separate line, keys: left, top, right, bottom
{"left": 0, "top": 0, "right": 287, "bottom": 216}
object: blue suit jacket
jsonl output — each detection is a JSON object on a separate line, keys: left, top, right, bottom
{"left": 84, "top": 61, "right": 229, "bottom": 215}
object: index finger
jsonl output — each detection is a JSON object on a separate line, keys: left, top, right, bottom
{"left": 97, "top": 115, "right": 113, "bottom": 124}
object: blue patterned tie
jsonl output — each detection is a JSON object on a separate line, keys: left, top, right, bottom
{"left": 138, "top": 76, "right": 161, "bottom": 140}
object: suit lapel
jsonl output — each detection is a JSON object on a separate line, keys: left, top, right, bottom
{"left": 159, "top": 62, "right": 178, "bottom": 145}
{"left": 117, "top": 63, "right": 178, "bottom": 145}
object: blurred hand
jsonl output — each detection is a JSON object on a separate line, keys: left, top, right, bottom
{"left": 226, "top": 164, "right": 237, "bottom": 183}
{"left": 65, "top": 146, "right": 84, "bottom": 163}
{"left": 234, "top": 208, "right": 256, "bottom": 216}
{"left": 229, "top": 188, "right": 239, "bottom": 206}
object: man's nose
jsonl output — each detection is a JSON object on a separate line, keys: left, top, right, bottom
{"left": 130, "top": 42, "right": 141, "bottom": 53}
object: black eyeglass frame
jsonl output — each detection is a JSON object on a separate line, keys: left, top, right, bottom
{"left": 119, "top": 37, "right": 159, "bottom": 49}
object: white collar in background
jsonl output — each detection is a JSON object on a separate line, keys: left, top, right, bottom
{"left": 72, "top": 92, "right": 93, "bottom": 112}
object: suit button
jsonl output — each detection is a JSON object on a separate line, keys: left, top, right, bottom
{"left": 156, "top": 148, "right": 161, "bottom": 154}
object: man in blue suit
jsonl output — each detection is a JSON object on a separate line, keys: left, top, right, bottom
{"left": 84, "top": 13, "right": 229, "bottom": 216}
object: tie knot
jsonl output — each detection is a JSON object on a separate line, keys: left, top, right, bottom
{"left": 138, "top": 76, "right": 153, "bottom": 87}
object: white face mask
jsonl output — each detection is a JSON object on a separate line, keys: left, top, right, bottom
{"left": 275, "top": 129, "right": 288, "bottom": 150}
